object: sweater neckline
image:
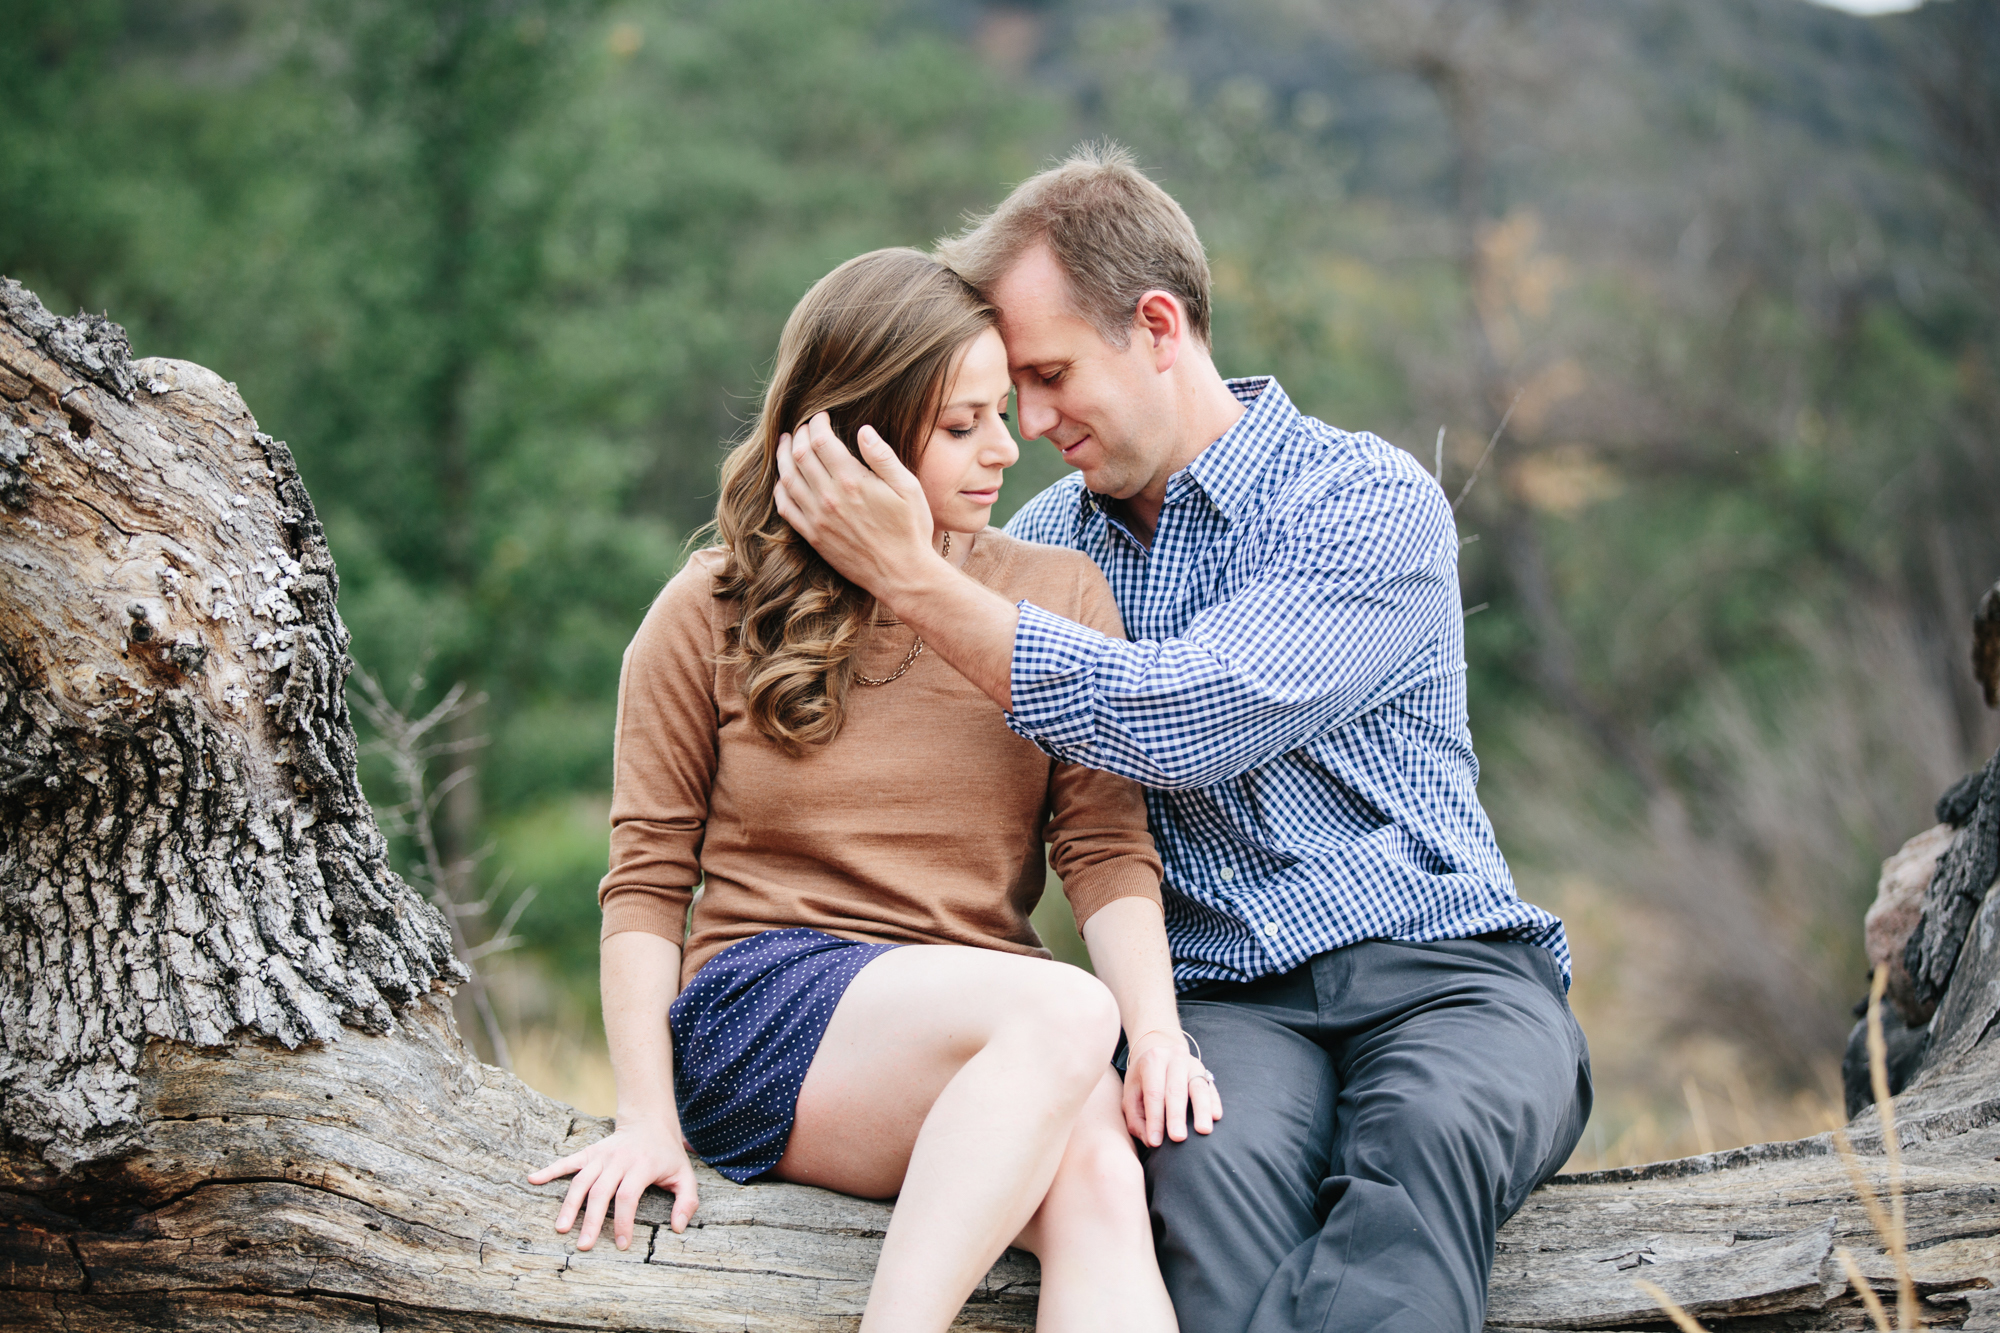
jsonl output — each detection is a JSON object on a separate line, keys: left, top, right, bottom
{"left": 871, "top": 527, "right": 1013, "bottom": 626}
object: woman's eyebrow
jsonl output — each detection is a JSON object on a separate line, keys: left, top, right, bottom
{"left": 942, "top": 387, "right": 1007, "bottom": 411}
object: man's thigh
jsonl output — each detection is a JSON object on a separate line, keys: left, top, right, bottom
{"left": 1143, "top": 984, "right": 1335, "bottom": 1333}
{"left": 1324, "top": 939, "right": 1589, "bottom": 1214}
{"left": 1307, "top": 939, "right": 1592, "bottom": 1323}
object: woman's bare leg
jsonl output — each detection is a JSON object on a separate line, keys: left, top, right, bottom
{"left": 771, "top": 945, "right": 1164, "bottom": 1333}
{"left": 1014, "top": 1068, "right": 1179, "bottom": 1332}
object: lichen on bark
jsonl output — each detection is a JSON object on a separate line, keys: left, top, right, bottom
{"left": 0, "top": 279, "right": 463, "bottom": 1171}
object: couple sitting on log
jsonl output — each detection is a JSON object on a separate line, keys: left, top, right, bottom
{"left": 529, "top": 144, "right": 1593, "bottom": 1333}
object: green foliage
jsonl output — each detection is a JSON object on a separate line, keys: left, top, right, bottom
{"left": 5, "top": 0, "right": 1996, "bottom": 1062}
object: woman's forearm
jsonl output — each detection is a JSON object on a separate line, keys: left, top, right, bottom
{"left": 1079, "top": 896, "right": 1183, "bottom": 1048}
{"left": 1083, "top": 893, "right": 1219, "bottom": 1144}
{"left": 600, "top": 929, "right": 686, "bottom": 1129}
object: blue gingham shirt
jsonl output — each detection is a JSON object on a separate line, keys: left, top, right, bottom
{"left": 1005, "top": 377, "right": 1569, "bottom": 990}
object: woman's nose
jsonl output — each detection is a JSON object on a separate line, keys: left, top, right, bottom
{"left": 984, "top": 419, "right": 1020, "bottom": 467}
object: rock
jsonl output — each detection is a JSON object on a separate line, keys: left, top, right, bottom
{"left": 1867, "top": 823, "right": 1954, "bottom": 1025}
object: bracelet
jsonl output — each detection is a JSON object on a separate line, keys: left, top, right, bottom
{"left": 1134, "top": 1029, "right": 1202, "bottom": 1062}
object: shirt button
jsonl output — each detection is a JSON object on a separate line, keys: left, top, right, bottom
{"left": 1263, "top": 921, "right": 1281, "bottom": 938}
{"left": 1219, "top": 866, "right": 1234, "bottom": 882}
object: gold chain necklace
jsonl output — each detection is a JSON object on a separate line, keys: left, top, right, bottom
{"left": 854, "top": 532, "right": 949, "bottom": 687}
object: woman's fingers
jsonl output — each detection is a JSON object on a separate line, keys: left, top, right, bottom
{"left": 668, "top": 1165, "right": 701, "bottom": 1234}
{"left": 1119, "top": 1040, "right": 1222, "bottom": 1143}
{"left": 576, "top": 1160, "right": 622, "bottom": 1251}
{"left": 1121, "top": 1068, "right": 1148, "bottom": 1140}
{"left": 1163, "top": 1053, "right": 1191, "bottom": 1144}
{"left": 555, "top": 1159, "right": 602, "bottom": 1233}
{"left": 1145, "top": 1050, "right": 1171, "bottom": 1147}
{"left": 1120, "top": 1041, "right": 1182, "bottom": 1147}
{"left": 1191, "top": 1065, "right": 1222, "bottom": 1135}
{"left": 538, "top": 1130, "right": 700, "bottom": 1252}
{"left": 527, "top": 1152, "right": 580, "bottom": 1186}
{"left": 612, "top": 1175, "right": 646, "bottom": 1251}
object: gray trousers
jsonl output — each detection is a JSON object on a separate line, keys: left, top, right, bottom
{"left": 1143, "top": 938, "right": 1591, "bottom": 1333}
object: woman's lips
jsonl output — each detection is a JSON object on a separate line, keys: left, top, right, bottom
{"left": 960, "top": 488, "right": 1000, "bottom": 505}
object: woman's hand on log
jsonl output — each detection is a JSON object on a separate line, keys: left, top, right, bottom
{"left": 528, "top": 1117, "right": 700, "bottom": 1250}
{"left": 1123, "top": 1028, "right": 1223, "bottom": 1147}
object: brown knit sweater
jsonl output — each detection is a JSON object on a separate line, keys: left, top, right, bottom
{"left": 599, "top": 529, "right": 1163, "bottom": 988}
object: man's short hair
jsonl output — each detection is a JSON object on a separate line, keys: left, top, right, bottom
{"left": 935, "top": 141, "right": 1212, "bottom": 349}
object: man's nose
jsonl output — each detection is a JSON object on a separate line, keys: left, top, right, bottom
{"left": 1016, "top": 385, "right": 1058, "bottom": 441}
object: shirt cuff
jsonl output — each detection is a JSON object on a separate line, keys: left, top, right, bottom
{"left": 1005, "top": 600, "right": 1105, "bottom": 755}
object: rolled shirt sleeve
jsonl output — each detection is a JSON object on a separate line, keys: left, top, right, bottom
{"left": 1038, "top": 559, "right": 1163, "bottom": 928}
{"left": 1006, "top": 454, "right": 1458, "bottom": 792}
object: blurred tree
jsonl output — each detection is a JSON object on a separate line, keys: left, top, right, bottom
{"left": 0, "top": 0, "right": 1056, "bottom": 998}
{"left": 5, "top": 0, "right": 1994, "bottom": 1127}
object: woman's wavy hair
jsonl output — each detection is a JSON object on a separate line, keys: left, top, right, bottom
{"left": 707, "top": 247, "right": 995, "bottom": 751}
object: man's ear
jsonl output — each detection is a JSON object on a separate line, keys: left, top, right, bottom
{"left": 1133, "top": 290, "right": 1185, "bottom": 373}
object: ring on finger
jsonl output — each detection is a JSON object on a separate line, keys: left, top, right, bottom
{"left": 1189, "top": 1070, "right": 1216, "bottom": 1087}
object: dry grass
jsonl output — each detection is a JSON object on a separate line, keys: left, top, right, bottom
{"left": 511, "top": 1021, "right": 618, "bottom": 1117}
{"left": 1635, "top": 965, "right": 1920, "bottom": 1331}
{"left": 1493, "top": 601, "right": 1977, "bottom": 1171}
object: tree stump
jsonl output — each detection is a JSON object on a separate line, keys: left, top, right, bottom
{"left": 3, "top": 280, "right": 1998, "bottom": 1330}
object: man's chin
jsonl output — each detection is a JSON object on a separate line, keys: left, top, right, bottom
{"left": 1079, "top": 466, "right": 1132, "bottom": 499}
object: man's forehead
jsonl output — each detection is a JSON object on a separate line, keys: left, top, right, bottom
{"left": 991, "top": 246, "right": 1097, "bottom": 365}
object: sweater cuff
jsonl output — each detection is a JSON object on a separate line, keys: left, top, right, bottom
{"left": 1061, "top": 859, "right": 1164, "bottom": 931}
{"left": 599, "top": 887, "right": 692, "bottom": 943}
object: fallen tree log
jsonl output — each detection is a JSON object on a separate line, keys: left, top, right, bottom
{"left": 3, "top": 279, "right": 1998, "bottom": 1331}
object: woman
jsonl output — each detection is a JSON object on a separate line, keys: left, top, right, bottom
{"left": 529, "top": 248, "right": 1220, "bottom": 1333}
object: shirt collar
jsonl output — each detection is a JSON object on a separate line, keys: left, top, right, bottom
{"left": 1068, "top": 375, "right": 1298, "bottom": 534}
{"left": 1179, "top": 377, "right": 1297, "bottom": 525}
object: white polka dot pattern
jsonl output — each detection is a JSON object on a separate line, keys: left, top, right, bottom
{"left": 669, "top": 927, "right": 900, "bottom": 1182}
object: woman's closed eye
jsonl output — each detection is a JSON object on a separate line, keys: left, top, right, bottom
{"left": 946, "top": 407, "right": 1010, "bottom": 439}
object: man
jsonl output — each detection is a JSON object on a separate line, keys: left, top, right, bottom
{"left": 773, "top": 143, "right": 1591, "bottom": 1333}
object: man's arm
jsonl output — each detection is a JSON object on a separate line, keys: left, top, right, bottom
{"left": 774, "top": 413, "right": 1456, "bottom": 789}
{"left": 774, "top": 414, "right": 1020, "bottom": 707}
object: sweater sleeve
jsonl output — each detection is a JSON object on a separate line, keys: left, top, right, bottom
{"left": 598, "top": 552, "right": 723, "bottom": 941}
{"left": 1043, "top": 554, "right": 1164, "bottom": 928}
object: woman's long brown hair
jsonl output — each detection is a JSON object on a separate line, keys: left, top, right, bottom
{"left": 707, "top": 247, "right": 995, "bottom": 750}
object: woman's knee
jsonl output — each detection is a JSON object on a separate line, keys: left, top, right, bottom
{"left": 1037, "top": 1115, "right": 1147, "bottom": 1238}
{"left": 1004, "top": 966, "right": 1120, "bottom": 1078}
{"left": 1068, "top": 1118, "right": 1146, "bottom": 1201}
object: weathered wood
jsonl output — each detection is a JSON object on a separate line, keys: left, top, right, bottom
{"left": 0, "top": 278, "right": 460, "bottom": 1173}
{"left": 4, "top": 278, "right": 2000, "bottom": 1331}
{"left": 3, "top": 993, "right": 1039, "bottom": 1332}
{"left": 1908, "top": 745, "right": 2000, "bottom": 1018}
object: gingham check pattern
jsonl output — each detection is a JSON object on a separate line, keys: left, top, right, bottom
{"left": 1005, "top": 377, "right": 1570, "bottom": 990}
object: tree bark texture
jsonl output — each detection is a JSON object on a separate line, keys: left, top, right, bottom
{"left": 3, "top": 281, "right": 2000, "bottom": 1330}
{"left": 1907, "top": 745, "right": 2000, "bottom": 1019}
{"left": 0, "top": 278, "right": 462, "bottom": 1173}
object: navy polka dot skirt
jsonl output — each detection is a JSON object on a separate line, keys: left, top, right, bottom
{"left": 670, "top": 927, "right": 900, "bottom": 1182}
